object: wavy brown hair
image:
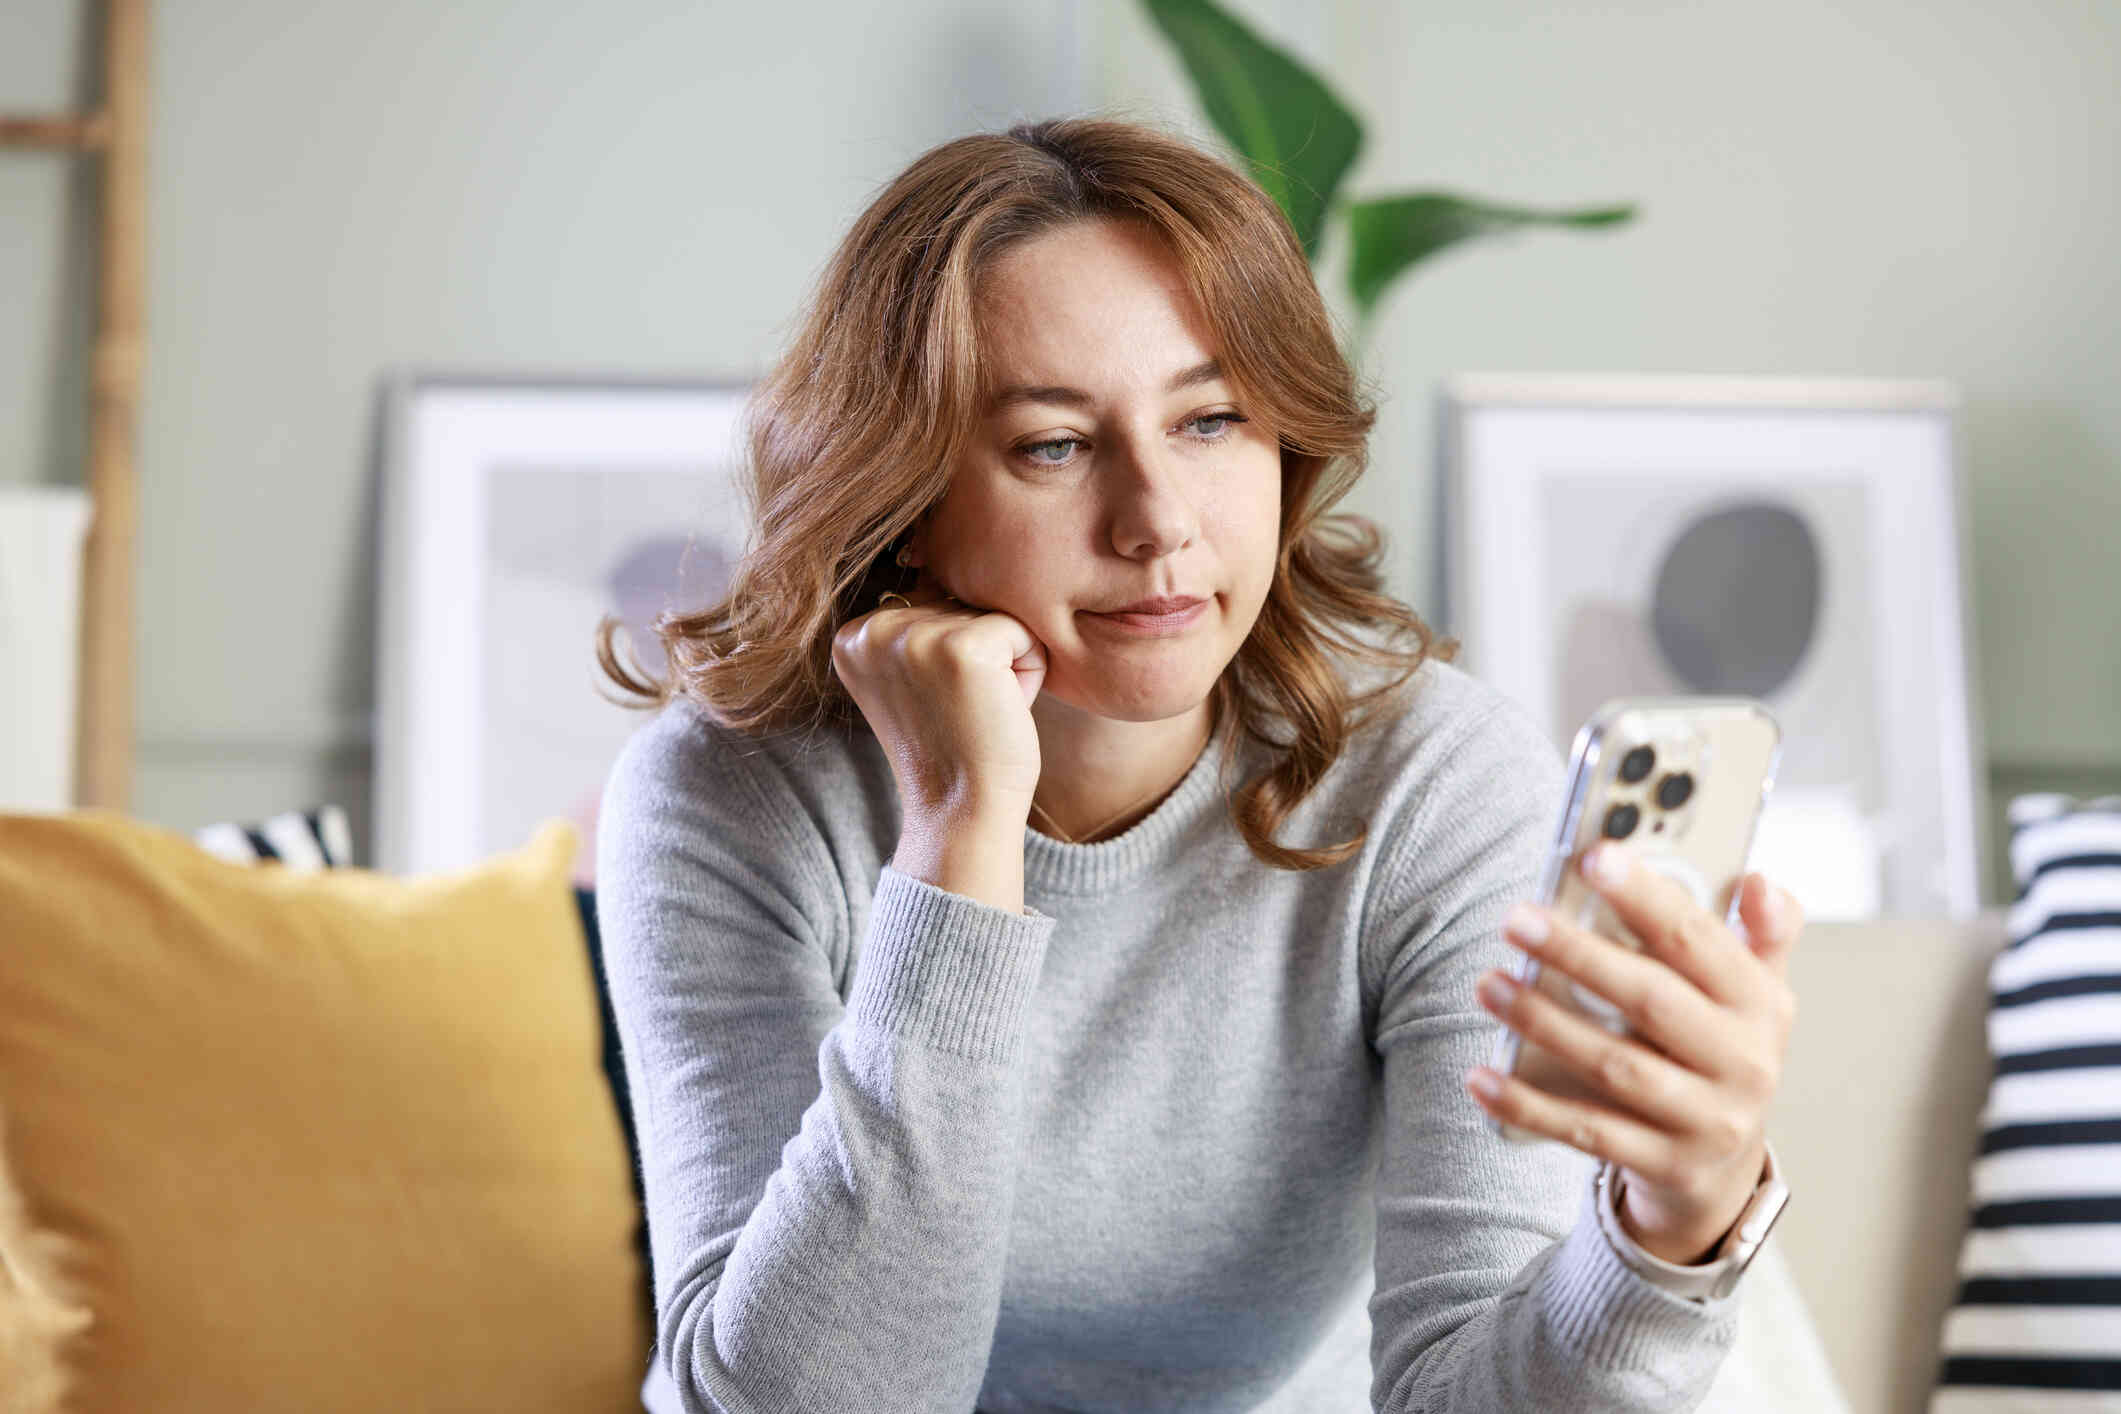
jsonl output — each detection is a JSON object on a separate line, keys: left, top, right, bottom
{"left": 595, "top": 114, "right": 1459, "bottom": 871}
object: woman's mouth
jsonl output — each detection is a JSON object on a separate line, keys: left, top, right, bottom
{"left": 1084, "top": 598, "right": 1210, "bottom": 635}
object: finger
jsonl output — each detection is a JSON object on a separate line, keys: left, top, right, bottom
{"left": 1474, "top": 962, "right": 1714, "bottom": 1135}
{"left": 1576, "top": 842, "right": 1759, "bottom": 1011}
{"left": 1737, "top": 872, "right": 1803, "bottom": 982}
{"left": 870, "top": 576, "right": 980, "bottom": 631}
{"left": 1464, "top": 1052, "right": 1682, "bottom": 1179}
{"left": 1497, "top": 903, "right": 1733, "bottom": 1081}
{"left": 903, "top": 583, "right": 1047, "bottom": 682}
{"left": 1011, "top": 636, "right": 1049, "bottom": 705}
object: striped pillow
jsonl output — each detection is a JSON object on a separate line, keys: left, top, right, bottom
{"left": 194, "top": 806, "right": 355, "bottom": 871}
{"left": 1929, "top": 792, "right": 2121, "bottom": 1410}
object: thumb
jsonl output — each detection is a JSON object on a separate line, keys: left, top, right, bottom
{"left": 1012, "top": 637, "right": 1048, "bottom": 706}
{"left": 1737, "top": 872, "right": 1802, "bottom": 979}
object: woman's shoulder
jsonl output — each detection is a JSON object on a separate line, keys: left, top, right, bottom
{"left": 1341, "top": 645, "right": 1555, "bottom": 762}
{"left": 601, "top": 694, "right": 893, "bottom": 849}
{"left": 595, "top": 699, "right": 877, "bottom": 967}
{"left": 1326, "top": 646, "right": 1568, "bottom": 828}
{"left": 605, "top": 694, "right": 775, "bottom": 796}
{"left": 610, "top": 695, "right": 868, "bottom": 782}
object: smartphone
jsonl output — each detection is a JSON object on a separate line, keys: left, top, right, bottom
{"left": 1486, "top": 696, "right": 1782, "bottom": 1146}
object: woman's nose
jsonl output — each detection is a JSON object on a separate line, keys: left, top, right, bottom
{"left": 1105, "top": 440, "right": 1199, "bottom": 560}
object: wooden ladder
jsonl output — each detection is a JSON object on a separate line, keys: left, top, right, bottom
{"left": 0, "top": 0, "right": 147, "bottom": 809}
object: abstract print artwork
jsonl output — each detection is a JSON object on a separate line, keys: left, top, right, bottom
{"left": 377, "top": 376, "right": 752, "bottom": 882}
{"left": 1438, "top": 374, "right": 1987, "bottom": 921}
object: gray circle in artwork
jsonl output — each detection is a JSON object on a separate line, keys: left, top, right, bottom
{"left": 1649, "top": 501, "right": 1819, "bottom": 696}
{"left": 606, "top": 534, "right": 735, "bottom": 662}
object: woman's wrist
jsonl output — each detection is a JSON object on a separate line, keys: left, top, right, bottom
{"left": 893, "top": 800, "right": 1029, "bottom": 915}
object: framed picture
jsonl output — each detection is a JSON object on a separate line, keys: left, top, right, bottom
{"left": 1436, "top": 373, "right": 1989, "bottom": 922}
{"left": 375, "top": 373, "right": 753, "bottom": 881}
{"left": 0, "top": 486, "right": 93, "bottom": 810}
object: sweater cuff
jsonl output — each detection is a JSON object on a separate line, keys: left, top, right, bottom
{"left": 1593, "top": 1141, "right": 1782, "bottom": 1303}
{"left": 1534, "top": 1160, "right": 1742, "bottom": 1370}
{"left": 847, "top": 864, "right": 1057, "bottom": 1064}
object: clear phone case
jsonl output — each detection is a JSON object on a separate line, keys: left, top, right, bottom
{"left": 1487, "top": 696, "right": 1782, "bottom": 1146}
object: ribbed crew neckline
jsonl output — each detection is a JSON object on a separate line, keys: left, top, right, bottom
{"left": 1020, "top": 729, "right": 1235, "bottom": 897}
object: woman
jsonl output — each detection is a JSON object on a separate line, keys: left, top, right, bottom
{"left": 593, "top": 116, "right": 1804, "bottom": 1414}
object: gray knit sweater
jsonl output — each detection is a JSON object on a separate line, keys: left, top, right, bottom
{"left": 594, "top": 654, "right": 1743, "bottom": 1413}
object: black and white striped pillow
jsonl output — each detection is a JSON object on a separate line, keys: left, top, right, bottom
{"left": 1929, "top": 792, "right": 2121, "bottom": 1410}
{"left": 194, "top": 805, "right": 355, "bottom": 872}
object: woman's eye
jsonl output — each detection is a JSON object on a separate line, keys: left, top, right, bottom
{"left": 1019, "top": 437, "right": 1082, "bottom": 466}
{"left": 1012, "top": 412, "right": 1246, "bottom": 468}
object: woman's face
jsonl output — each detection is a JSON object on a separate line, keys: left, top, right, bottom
{"left": 909, "top": 217, "right": 1283, "bottom": 724}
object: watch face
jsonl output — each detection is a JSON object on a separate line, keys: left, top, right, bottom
{"left": 1712, "top": 1181, "right": 1792, "bottom": 1298}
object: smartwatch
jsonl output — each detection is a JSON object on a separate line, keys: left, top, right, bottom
{"left": 1594, "top": 1140, "right": 1790, "bottom": 1303}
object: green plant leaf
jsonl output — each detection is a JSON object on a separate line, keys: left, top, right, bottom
{"left": 1141, "top": 0, "right": 1362, "bottom": 260}
{"left": 1345, "top": 191, "right": 1637, "bottom": 317}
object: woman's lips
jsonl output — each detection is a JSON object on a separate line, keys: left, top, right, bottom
{"left": 1085, "top": 599, "right": 1210, "bottom": 634}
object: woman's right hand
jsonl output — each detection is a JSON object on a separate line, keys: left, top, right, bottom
{"left": 830, "top": 578, "right": 1049, "bottom": 822}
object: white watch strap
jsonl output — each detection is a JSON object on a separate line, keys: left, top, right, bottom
{"left": 1593, "top": 1140, "right": 1785, "bottom": 1303}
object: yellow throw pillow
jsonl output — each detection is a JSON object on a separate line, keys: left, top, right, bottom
{"left": 0, "top": 811, "right": 650, "bottom": 1414}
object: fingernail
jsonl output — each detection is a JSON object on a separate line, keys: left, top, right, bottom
{"left": 1503, "top": 903, "right": 1549, "bottom": 945}
{"left": 1586, "top": 842, "right": 1632, "bottom": 887}
{"left": 1468, "top": 1068, "right": 1502, "bottom": 1099}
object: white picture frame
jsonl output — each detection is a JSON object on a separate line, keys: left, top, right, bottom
{"left": 1436, "top": 373, "right": 1989, "bottom": 922}
{"left": 375, "top": 373, "right": 754, "bottom": 880}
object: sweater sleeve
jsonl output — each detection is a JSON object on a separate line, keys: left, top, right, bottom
{"left": 1363, "top": 696, "right": 1742, "bottom": 1413}
{"left": 594, "top": 708, "right": 1057, "bottom": 1413}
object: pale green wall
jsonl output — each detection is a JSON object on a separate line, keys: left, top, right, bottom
{"left": 5, "top": 0, "right": 2114, "bottom": 904}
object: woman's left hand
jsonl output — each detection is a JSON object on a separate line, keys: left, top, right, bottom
{"left": 1465, "top": 841, "right": 1805, "bottom": 1265}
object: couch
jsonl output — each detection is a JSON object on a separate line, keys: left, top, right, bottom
{"left": 0, "top": 808, "right": 2007, "bottom": 1411}
{"left": 1771, "top": 908, "right": 2013, "bottom": 1413}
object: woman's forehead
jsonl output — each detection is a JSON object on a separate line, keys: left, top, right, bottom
{"left": 976, "top": 218, "right": 1191, "bottom": 315}
{"left": 973, "top": 231, "right": 1220, "bottom": 403}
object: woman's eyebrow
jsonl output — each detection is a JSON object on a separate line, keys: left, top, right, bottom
{"left": 985, "top": 357, "right": 1224, "bottom": 414}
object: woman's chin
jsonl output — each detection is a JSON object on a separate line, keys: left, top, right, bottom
{"left": 1038, "top": 668, "right": 1219, "bottom": 724}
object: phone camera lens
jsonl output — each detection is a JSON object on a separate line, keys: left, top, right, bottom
{"left": 1619, "top": 745, "right": 1656, "bottom": 783}
{"left": 1656, "top": 772, "right": 1695, "bottom": 809}
{"left": 1602, "top": 803, "right": 1640, "bottom": 839}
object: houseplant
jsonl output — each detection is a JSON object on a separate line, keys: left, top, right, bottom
{"left": 1140, "top": 0, "right": 1636, "bottom": 352}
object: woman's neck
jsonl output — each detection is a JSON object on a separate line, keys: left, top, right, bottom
{"left": 1027, "top": 695, "right": 1219, "bottom": 844}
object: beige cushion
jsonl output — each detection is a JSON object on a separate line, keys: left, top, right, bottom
{"left": 1770, "top": 911, "right": 2012, "bottom": 1413}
